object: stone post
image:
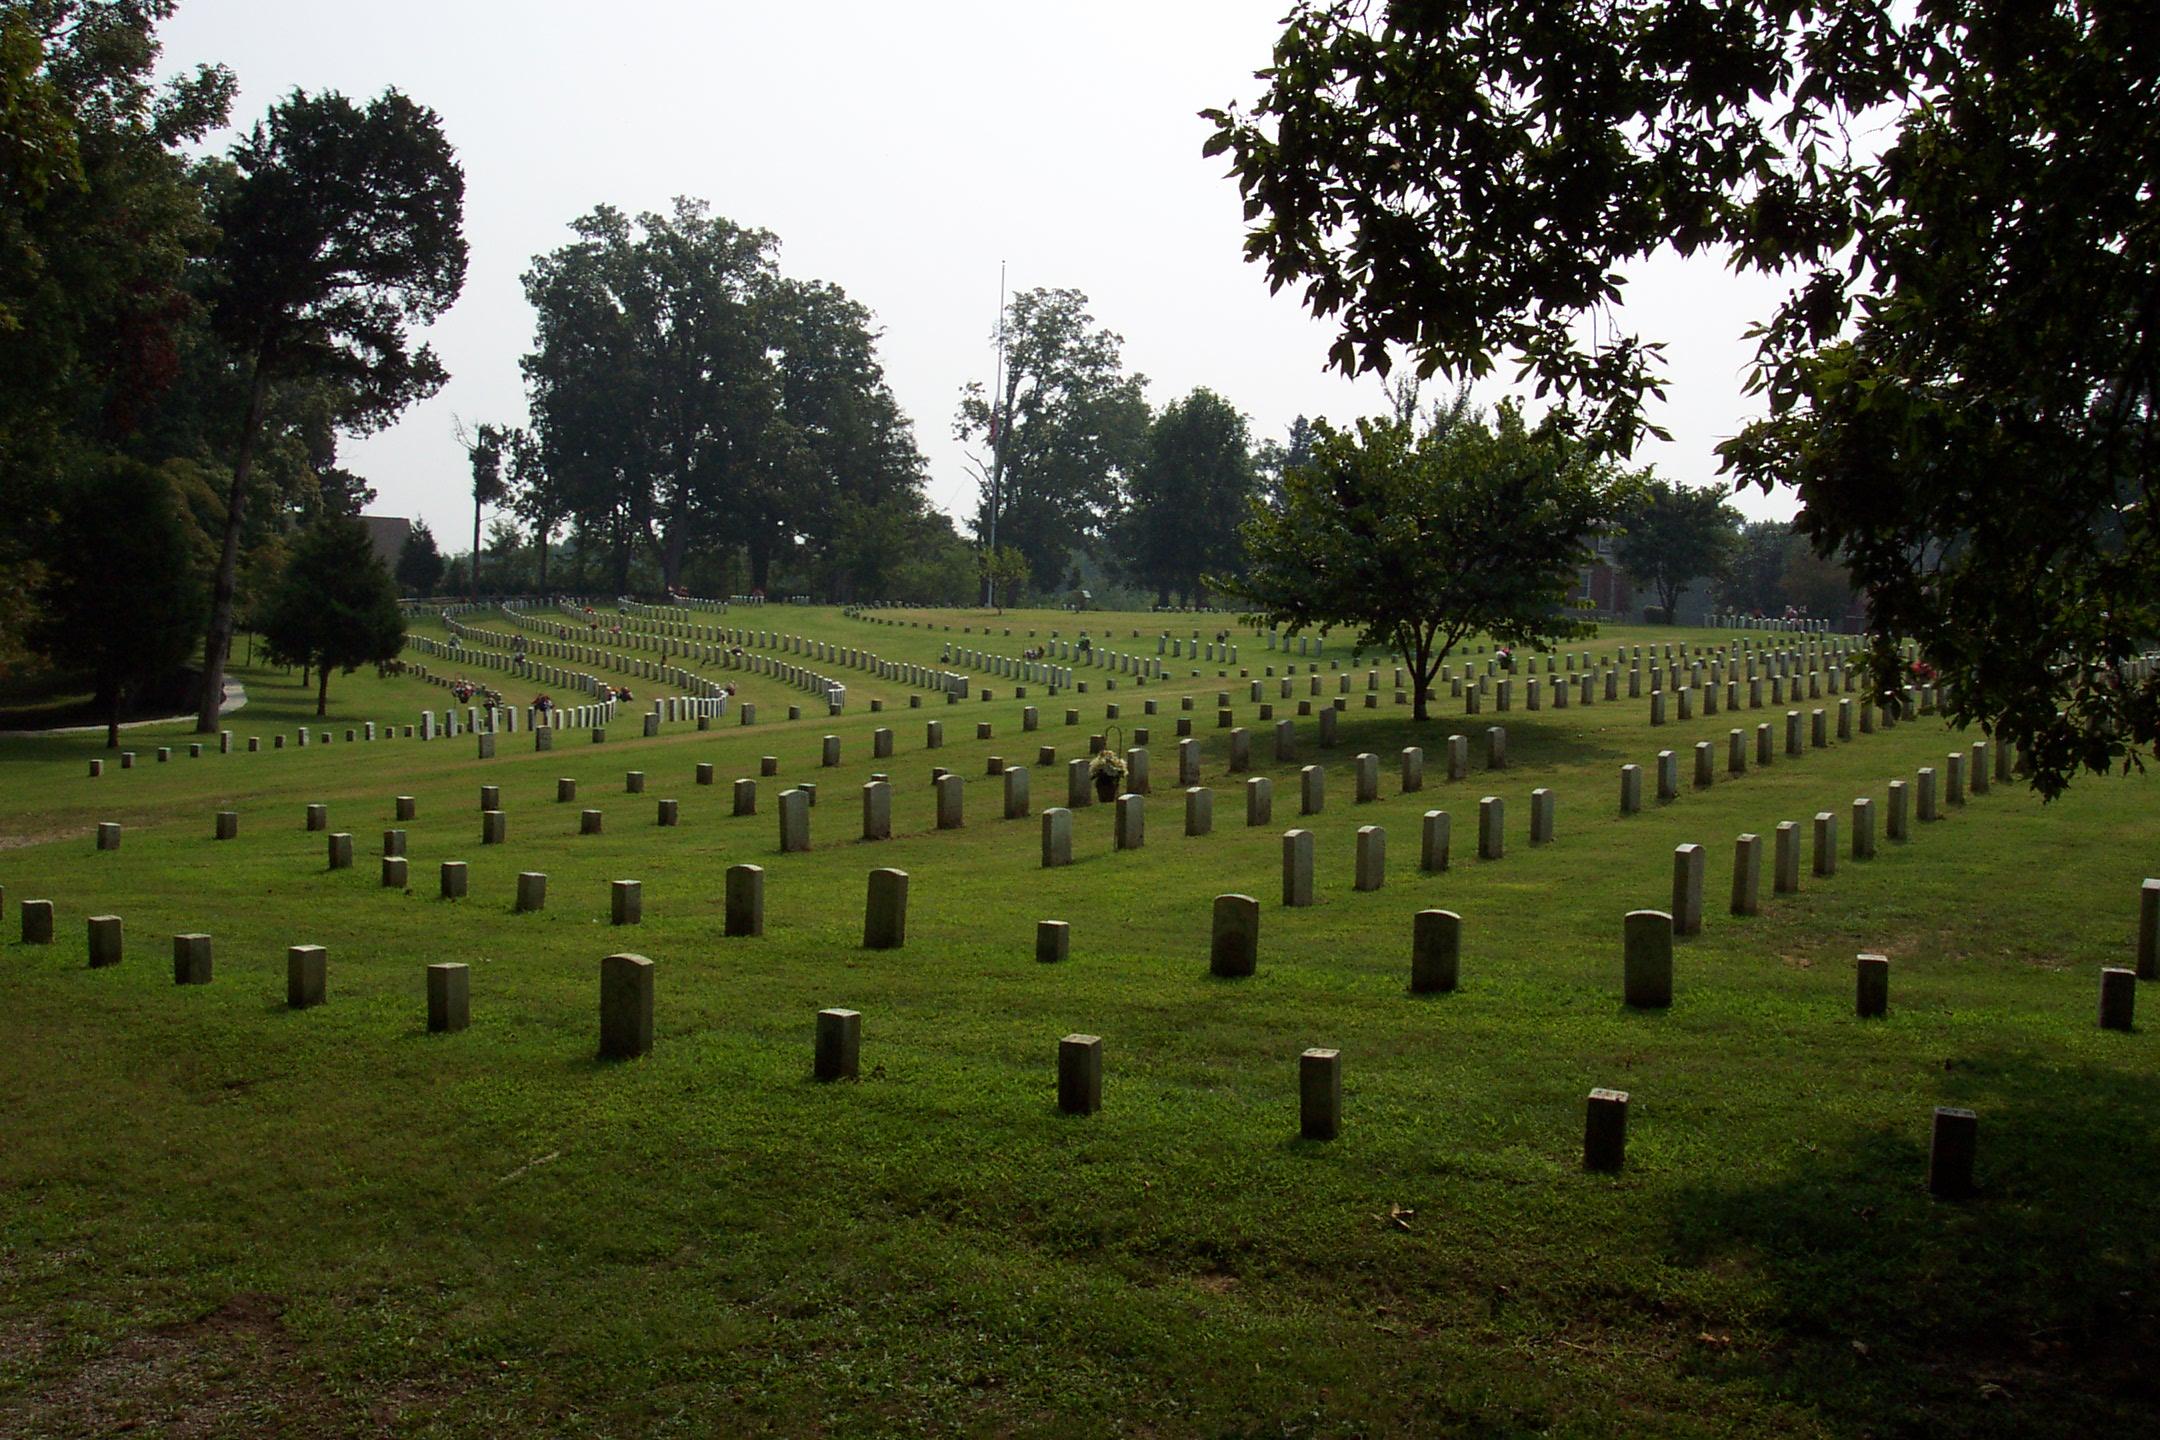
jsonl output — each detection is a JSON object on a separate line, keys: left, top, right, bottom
{"left": 1887, "top": 780, "right": 1910, "bottom": 841}
{"left": 1619, "top": 763, "right": 1642, "bottom": 815}
{"left": 1813, "top": 813, "right": 1837, "bottom": 877}
{"left": 1420, "top": 810, "right": 1452, "bottom": 873}
{"left": 1300, "top": 765, "right": 1324, "bottom": 816}
{"left": 1058, "top": 1034, "right": 1103, "bottom": 1115}
{"left": 288, "top": 945, "right": 326, "bottom": 1008}
{"left": 1774, "top": 821, "right": 1801, "bottom": 894}
{"left": 1003, "top": 766, "right": 1030, "bottom": 819}
{"left": 440, "top": 861, "right": 468, "bottom": 899}
{"left": 1486, "top": 726, "right": 1507, "bottom": 770}
{"left": 1115, "top": 793, "right": 1145, "bottom": 849}
{"left": 516, "top": 871, "right": 548, "bottom": 912}
{"left": 1529, "top": 788, "right": 1555, "bottom": 845}
{"left": 724, "top": 863, "right": 765, "bottom": 936}
{"left": 815, "top": 1008, "right": 861, "bottom": 1080}
{"left": 610, "top": 879, "right": 642, "bottom": 926}
{"left": 1731, "top": 833, "right": 1762, "bottom": 916}
{"left": 1917, "top": 767, "right": 1939, "bottom": 822}
{"left": 598, "top": 953, "right": 655, "bottom": 1060}
{"left": 1656, "top": 750, "right": 1679, "bottom": 801}
{"left": 1281, "top": 829, "right": 1315, "bottom": 907}
{"left": 1584, "top": 1089, "right": 1629, "bottom": 1172}
{"left": 1856, "top": 953, "right": 1889, "bottom": 1018}
{"left": 779, "top": 788, "right": 811, "bottom": 852}
{"left": 427, "top": 963, "right": 470, "bottom": 1033}
{"left": 1478, "top": 796, "right": 1504, "bottom": 860}
{"left": 580, "top": 809, "right": 604, "bottom": 836}
{"left": 2140, "top": 878, "right": 2159, "bottom": 980}
{"left": 1928, "top": 1107, "right": 1978, "bottom": 1199}
{"left": 1185, "top": 786, "right": 1213, "bottom": 837}
{"left": 1354, "top": 825, "right": 1386, "bottom": 890}
{"left": 2100, "top": 967, "right": 2137, "bottom": 1030}
{"left": 1036, "top": 920, "right": 1069, "bottom": 963}
{"left": 1299, "top": 1049, "right": 1342, "bottom": 1141}
{"left": 172, "top": 933, "right": 212, "bottom": 986}
{"left": 87, "top": 914, "right": 122, "bottom": 967}
{"left": 1853, "top": 798, "right": 1876, "bottom": 860}
{"left": 1671, "top": 845, "right": 1705, "bottom": 936}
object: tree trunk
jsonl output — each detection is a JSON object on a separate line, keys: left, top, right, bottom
{"left": 196, "top": 363, "right": 269, "bottom": 732}
{"left": 106, "top": 683, "right": 123, "bottom": 750}
{"left": 536, "top": 525, "right": 550, "bottom": 591}
{"left": 471, "top": 496, "right": 483, "bottom": 602}
{"left": 316, "top": 655, "right": 330, "bottom": 716}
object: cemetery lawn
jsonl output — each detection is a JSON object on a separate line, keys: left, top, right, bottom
{"left": 1, "top": 613, "right": 2154, "bottom": 1437}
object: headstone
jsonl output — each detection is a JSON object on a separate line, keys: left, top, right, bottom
{"left": 382, "top": 856, "right": 409, "bottom": 888}
{"left": 1623, "top": 910, "right": 1673, "bottom": 1007}
{"left": 779, "top": 788, "right": 810, "bottom": 852}
{"left": 725, "top": 863, "right": 765, "bottom": 936}
{"left": 1856, "top": 953, "right": 1889, "bottom": 1018}
{"left": 440, "top": 861, "right": 468, "bottom": 899}
{"left": 1813, "top": 812, "right": 1837, "bottom": 877}
{"left": 1477, "top": 796, "right": 1503, "bottom": 860}
{"left": 172, "top": 932, "right": 212, "bottom": 986}
{"left": 1852, "top": 797, "right": 1876, "bottom": 860}
{"left": 1917, "top": 767, "right": 1940, "bottom": 822}
{"left": 1211, "top": 893, "right": 1260, "bottom": 977}
{"left": 1656, "top": 750, "right": 1679, "bottom": 802}
{"left": 1036, "top": 919, "right": 1069, "bottom": 963}
{"left": 2100, "top": 967, "right": 2138, "bottom": 1030}
{"left": 1184, "top": 786, "right": 1213, "bottom": 836}
{"left": 864, "top": 868, "right": 908, "bottom": 948}
{"left": 215, "top": 811, "right": 238, "bottom": 841}
{"left": 2140, "top": 878, "right": 2160, "bottom": 980}
{"left": 1928, "top": 1107, "right": 1978, "bottom": 1199}
{"left": 1774, "top": 821, "right": 1801, "bottom": 894}
{"left": 306, "top": 803, "right": 328, "bottom": 832}
{"left": 1003, "top": 766, "right": 1030, "bottom": 820}
{"left": 1420, "top": 810, "right": 1451, "bottom": 872}
{"left": 1671, "top": 845, "right": 1705, "bottom": 936}
{"left": 1619, "top": 763, "right": 1642, "bottom": 815}
{"left": 1529, "top": 788, "right": 1554, "bottom": 845}
{"left": 1281, "top": 829, "right": 1315, "bottom": 907}
{"left": 288, "top": 945, "right": 326, "bottom": 1008}
{"left": 87, "top": 914, "right": 122, "bottom": 967}
{"left": 1300, "top": 764, "right": 1324, "bottom": 816}
{"left": 1115, "top": 792, "right": 1144, "bottom": 849}
{"left": 1299, "top": 1049, "right": 1342, "bottom": 1141}
{"left": 1584, "top": 1089, "right": 1629, "bottom": 1172}
{"left": 1486, "top": 726, "right": 1506, "bottom": 770}
{"left": 1411, "top": 909, "right": 1460, "bottom": 992}
{"left": 1731, "top": 833, "right": 1763, "bottom": 916}
{"left": 515, "top": 871, "right": 547, "bottom": 912}
{"left": 580, "top": 809, "right": 604, "bottom": 836}
{"left": 1354, "top": 825, "right": 1386, "bottom": 890}
{"left": 610, "top": 879, "right": 642, "bottom": 926}
{"left": 327, "top": 832, "right": 354, "bottom": 870}
{"left": 1887, "top": 780, "right": 1910, "bottom": 840}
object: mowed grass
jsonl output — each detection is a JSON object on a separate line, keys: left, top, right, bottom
{"left": 1, "top": 609, "right": 2155, "bottom": 1437}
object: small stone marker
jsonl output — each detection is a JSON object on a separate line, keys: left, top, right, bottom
{"left": 863, "top": 780, "right": 893, "bottom": 841}
{"left": 1003, "top": 766, "right": 1030, "bottom": 820}
{"left": 1529, "top": 788, "right": 1555, "bottom": 844}
{"left": 1040, "top": 807, "right": 1072, "bottom": 867}
{"left": 1354, "top": 825, "right": 1386, "bottom": 890}
{"left": 1246, "top": 775, "right": 1273, "bottom": 826}
{"left": 1478, "top": 796, "right": 1503, "bottom": 860}
{"left": 580, "top": 809, "right": 604, "bottom": 836}
{"left": 480, "top": 785, "right": 502, "bottom": 812}
{"left": 1728, "top": 728, "right": 1746, "bottom": 775}
{"left": 427, "top": 963, "right": 470, "bottom": 1033}
{"left": 725, "top": 863, "right": 765, "bottom": 936}
{"left": 396, "top": 796, "right": 417, "bottom": 821}
{"left": 762, "top": 755, "right": 780, "bottom": 776}
{"left": 328, "top": 833, "right": 354, "bottom": 870}
{"left": 1928, "top": 1107, "right": 1978, "bottom": 1199}
{"left": 1207, "top": 893, "right": 1264, "bottom": 982}
{"left": 1852, "top": 798, "right": 1876, "bottom": 860}
{"left": 383, "top": 828, "right": 407, "bottom": 859}
{"left": 1656, "top": 750, "right": 1679, "bottom": 801}
{"left": 1486, "top": 726, "right": 1507, "bottom": 770}
{"left": 1115, "top": 793, "right": 1144, "bottom": 849}
{"left": 1694, "top": 741, "right": 1714, "bottom": 789}
{"left": 2139, "top": 878, "right": 2159, "bottom": 980}
{"left": 1401, "top": 746, "right": 1424, "bottom": 793}
{"left": 382, "top": 856, "right": 408, "bottom": 888}
{"left": 863, "top": 868, "right": 908, "bottom": 948}
{"left": 625, "top": 771, "right": 645, "bottom": 794}
{"left": 1299, "top": 764, "right": 1324, "bottom": 815}
{"left": 815, "top": 1008, "right": 861, "bottom": 1080}
{"left": 516, "top": 871, "right": 547, "bottom": 913}
{"left": 1619, "top": 763, "right": 1642, "bottom": 815}
{"left": 1774, "top": 822, "right": 1801, "bottom": 894}
{"left": 2099, "top": 967, "right": 2137, "bottom": 1031}
{"left": 22, "top": 899, "right": 54, "bottom": 944}
{"left": 611, "top": 879, "right": 642, "bottom": 926}
{"left": 1887, "top": 780, "right": 1910, "bottom": 840}
{"left": 172, "top": 933, "right": 212, "bottom": 986}
{"left": 557, "top": 778, "right": 577, "bottom": 803}
{"left": 823, "top": 736, "right": 841, "bottom": 767}
{"left": 1623, "top": 910, "right": 1674, "bottom": 1008}
{"left": 95, "top": 821, "right": 120, "bottom": 851}
{"left": 1447, "top": 734, "right": 1469, "bottom": 781}
{"left": 1917, "top": 767, "right": 1940, "bottom": 822}
{"left": 215, "top": 811, "right": 238, "bottom": 841}
{"left": 734, "top": 778, "right": 757, "bottom": 816}
{"left": 1671, "top": 845, "right": 1705, "bottom": 936}
{"left": 656, "top": 797, "right": 679, "bottom": 827}
{"left": 482, "top": 811, "right": 506, "bottom": 845}
{"left": 1584, "top": 1089, "right": 1630, "bottom": 1172}
{"left": 306, "top": 803, "right": 327, "bottom": 832}
{"left": 1411, "top": 910, "right": 1460, "bottom": 993}
{"left": 1731, "top": 834, "right": 1762, "bottom": 916}
{"left": 440, "top": 860, "right": 468, "bottom": 899}
{"left": 1036, "top": 919, "right": 1069, "bottom": 963}
{"left": 1184, "top": 786, "right": 1213, "bottom": 836}
{"left": 598, "top": 953, "right": 655, "bottom": 1060}
{"left": 87, "top": 915, "right": 121, "bottom": 967}
{"left": 1856, "top": 953, "right": 1889, "bottom": 1018}
{"left": 779, "top": 788, "right": 810, "bottom": 853}
{"left": 288, "top": 945, "right": 326, "bottom": 1008}
{"left": 1420, "top": 810, "right": 1451, "bottom": 872}
{"left": 1058, "top": 1034, "right": 1103, "bottom": 1115}
{"left": 1281, "top": 830, "right": 1315, "bottom": 907}
{"left": 1299, "top": 1049, "right": 1342, "bottom": 1141}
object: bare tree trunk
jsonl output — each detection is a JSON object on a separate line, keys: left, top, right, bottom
{"left": 471, "top": 495, "right": 483, "bottom": 602}
{"left": 317, "top": 657, "right": 330, "bottom": 716}
{"left": 197, "top": 365, "right": 268, "bottom": 732}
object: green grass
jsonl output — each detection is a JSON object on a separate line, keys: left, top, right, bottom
{"left": 1, "top": 608, "right": 2154, "bottom": 1436}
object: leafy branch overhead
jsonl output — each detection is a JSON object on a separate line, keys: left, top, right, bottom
{"left": 1208, "top": 0, "right": 2160, "bottom": 794}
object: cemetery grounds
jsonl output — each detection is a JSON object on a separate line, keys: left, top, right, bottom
{"left": 0, "top": 603, "right": 2154, "bottom": 1437}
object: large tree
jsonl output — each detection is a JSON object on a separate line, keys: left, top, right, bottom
{"left": 956, "top": 287, "right": 1149, "bottom": 602}
{"left": 454, "top": 419, "right": 507, "bottom": 599}
{"left": 395, "top": 519, "right": 443, "bottom": 596}
{"left": 1209, "top": 0, "right": 2160, "bottom": 794}
{"left": 193, "top": 86, "right": 465, "bottom": 731}
{"left": 1117, "top": 388, "right": 1258, "bottom": 607}
{"left": 31, "top": 456, "right": 205, "bottom": 746}
{"left": 0, "top": 0, "right": 231, "bottom": 675}
{"left": 1214, "top": 398, "right": 1627, "bottom": 722}
{"left": 255, "top": 515, "right": 404, "bottom": 716}
{"left": 1616, "top": 478, "right": 1740, "bottom": 623}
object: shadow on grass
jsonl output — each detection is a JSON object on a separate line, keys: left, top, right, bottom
{"left": 1660, "top": 1048, "right": 2160, "bottom": 1437}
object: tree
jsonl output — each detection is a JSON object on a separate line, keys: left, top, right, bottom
{"left": 1209, "top": 1, "right": 2159, "bottom": 794}
{"left": 31, "top": 456, "right": 205, "bottom": 746}
{"left": 0, "top": 1, "right": 232, "bottom": 674}
{"left": 255, "top": 516, "right": 404, "bottom": 715}
{"left": 193, "top": 86, "right": 465, "bottom": 731}
{"left": 1214, "top": 401, "right": 1627, "bottom": 722}
{"left": 1117, "top": 388, "right": 1258, "bottom": 607}
{"left": 1616, "top": 479, "right": 1740, "bottom": 622}
{"left": 454, "top": 418, "right": 506, "bottom": 598}
{"left": 979, "top": 546, "right": 1031, "bottom": 616}
{"left": 956, "top": 288, "right": 1149, "bottom": 601}
{"left": 1720, "top": 520, "right": 1792, "bottom": 618}
{"left": 395, "top": 519, "right": 443, "bottom": 596}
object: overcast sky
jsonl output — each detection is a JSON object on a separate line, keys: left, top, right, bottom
{"left": 158, "top": 0, "right": 1801, "bottom": 545}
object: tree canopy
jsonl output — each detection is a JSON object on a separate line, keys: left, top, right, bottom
{"left": 255, "top": 516, "right": 405, "bottom": 716}
{"left": 1616, "top": 478, "right": 1740, "bottom": 623}
{"left": 1214, "top": 395, "right": 1628, "bottom": 721}
{"left": 1209, "top": 0, "right": 2160, "bottom": 795}
{"left": 1116, "top": 388, "right": 1258, "bottom": 607}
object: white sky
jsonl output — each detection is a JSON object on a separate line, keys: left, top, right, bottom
{"left": 157, "top": 0, "right": 1802, "bottom": 545}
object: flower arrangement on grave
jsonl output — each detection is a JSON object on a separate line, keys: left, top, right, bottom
{"left": 1088, "top": 746, "right": 1127, "bottom": 801}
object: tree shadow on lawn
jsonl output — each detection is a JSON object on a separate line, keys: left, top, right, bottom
{"left": 1660, "top": 1047, "right": 2159, "bottom": 1438}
